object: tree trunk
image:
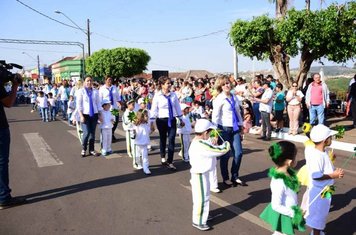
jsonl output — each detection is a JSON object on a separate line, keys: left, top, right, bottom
{"left": 270, "top": 45, "right": 292, "bottom": 88}
{"left": 276, "top": 0, "right": 288, "bottom": 19}
{"left": 306, "top": 0, "right": 311, "bottom": 11}
{"left": 295, "top": 50, "right": 314, "bottom": 88}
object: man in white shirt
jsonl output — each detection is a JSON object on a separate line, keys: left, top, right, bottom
{"left": 254, "top": 81, "right": 273, "bottom": 140}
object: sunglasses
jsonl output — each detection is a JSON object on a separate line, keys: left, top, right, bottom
{"left": 224, "top": 83, "right": 231, "bottom": 86}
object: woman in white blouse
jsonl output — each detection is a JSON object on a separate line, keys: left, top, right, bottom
{"left": 151, "top": 76, "right": 184, "bottom": 170}
{"left": 286, "top": 82, "right": 304, "bottom": 135}
{"left": 76, "top": 76, "right": 102, "bottom": 157}
{"left": 212, "top": 76, "right": 247, "bottom": 187}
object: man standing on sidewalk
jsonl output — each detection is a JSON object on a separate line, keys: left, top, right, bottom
{"left": 347, "top": 80, "right": 356, "bottom": 128}
{"left": 305, "top": 73, "right": 330, "bottom": 125}
{"left": 254, "top": 81, "right": 273, "bottom": 141}
{"left": 0, "top": 73, "right": 26, "bottom": 209}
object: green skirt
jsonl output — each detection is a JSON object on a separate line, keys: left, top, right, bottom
{"left": 260, "top": 203, "right": 305, "bottom": 235}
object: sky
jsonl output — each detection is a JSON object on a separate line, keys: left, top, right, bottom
{"left": 0, "top": 0, "right": 353, "bottom": 74}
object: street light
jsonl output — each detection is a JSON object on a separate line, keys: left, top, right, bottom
{"left": 55, "top": 10, "right": 91, "bottom": 56}
{"left": 22, "top": 52, "right": 41, "bottom": 83}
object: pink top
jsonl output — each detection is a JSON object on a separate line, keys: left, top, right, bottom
{"left": 310, "top": 83, "right": 323, "bottom": 105}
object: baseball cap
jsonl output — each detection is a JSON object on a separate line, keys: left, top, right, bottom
{"left": 180, "top": 103, "right": 190, "bottom": 110}
{"left": 101, "top": 99, "right": 111, "bottom": 106}
{"left": 195, "top": 119, "right": 216, "bottom": 133}
{"left": 310, "top": 124, "right": 337, "bottom": 142}
{"left": 137, "top": 98, "right": 144, "bottom": 105}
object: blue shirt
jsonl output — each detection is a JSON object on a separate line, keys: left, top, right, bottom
{"left": 274, "top": 91, "right": 285, "bottom": 111}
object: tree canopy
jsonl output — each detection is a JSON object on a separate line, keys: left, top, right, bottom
{"left": 85, "top": 47, "right": 150, "bottom": 80}
{"left": 230, "top": 2, "right": 356, "bottom": 87}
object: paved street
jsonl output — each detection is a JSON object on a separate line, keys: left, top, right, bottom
{"left": 0, "top": 104, "right": 355, "bottom": 235}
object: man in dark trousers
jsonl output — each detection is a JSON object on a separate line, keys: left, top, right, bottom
{"left": 347, "top": 79, "right": 356, "bottom": 128}
{"left": 0, "top": 73, "right": 26, "bottom": 209}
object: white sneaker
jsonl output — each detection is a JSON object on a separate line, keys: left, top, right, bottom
{"left": 210, "top": 188, "right": 221, "bottom": 193}
{"left": 161, "top": 158, "right": 167, "bottom": 165}
{"left": 136, "top": 165, "right": 143, "bottom": 170}
{"left": 143, "top": 169, "right": 151, "bottom": 175}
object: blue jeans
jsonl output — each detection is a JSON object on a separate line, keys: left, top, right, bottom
{"left": 41, "top": 107, "right": 49, "bottom": 121}
{"left": 253, "top": 103, "right": 261, "bottom": 126}
{"left": 49, "top": 106, "right": 57, "bottom": 120}
{"left": 61, "top": 100, "right": 68, "bottom": 119}
{"left": 218, "top": 125, "right": 243, "bottom": 181}
{"left": 81, "top": 114, "right": 98, "bottom": 152}
{"left": 0, "top": 128, "right": 11, "bottom": 203}
{"left": 309, "top": 104, "right": 325, "bottom": 125}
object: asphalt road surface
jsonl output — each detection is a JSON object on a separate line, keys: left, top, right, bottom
{"left": 0, "top": 104, "right": 355, "bottom": 235}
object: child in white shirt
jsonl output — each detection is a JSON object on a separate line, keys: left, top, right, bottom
{"left": 260, "top": 141, "right": 305, "bottom": 235}
{"left": 30, "top": 91, "right": 37, "bottom": 112}
{"left": 133, "top": 109, "right": 154, "bottom": 174}
{"left": 67, "top": 95, "right": 75, "bottom": 125}
{"left": 189, "top": 119, "right": 230, "bottom": 231}
{"left": 177, "top": 103, "right": 192, "bottom": 162}
{"left": 100, "top": 99, "right": 115, "bottom": 156}
{"left": 122, "top": 99, "right": 136, "bottom": 161}
{"left": 47, "top": 92, "right": 56, "bottom": 121}
{"left": 305, "top": 124, "right": 344, "bottom": 235}
{"left": 36, "top": 91, "right": 49, "bottom": 122}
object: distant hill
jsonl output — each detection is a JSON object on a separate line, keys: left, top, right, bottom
{"left": 291, "top": 66, "right": 356, "bottom": 77}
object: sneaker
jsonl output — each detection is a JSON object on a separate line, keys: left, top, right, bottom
{"left": 81, "top": 150, "right": 86, "bottom": 157}
{"left": 192, "top": 223, "right": 211, "bottom": 231}
{"left": 90, "top": 151, "right": 99, "bottom": 156}
{"left": 161, "top": 158, "right": 167, "bottom": 165}
{"left": 30, "top": 110, "right": 34, "bottom": 113}
{"left": 210, "top": 188, "right": 221, "bottom": 193}
{"left": 0, "top": 197, "right": 27, "bottom": 210}
{"left": 133, "top": 164, "right": 143, "bottom": 170}
{"left": 101, "top": 151, "right": 108, "bottom": 156}
{"left": 167, "top": 163, "right": 176, "bottom": 171}
{"left": 143, "top": 169, "right": 151, "bottom": 175}
{"left": 184, "top": 159, "right": 190, "bottom": 163}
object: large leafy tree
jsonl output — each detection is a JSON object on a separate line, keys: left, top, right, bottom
{"left": 230, "top": 2, "right": 355, "bottom": 88}
{"left": 86, "top": 47, "right": 150, "bottom": 80}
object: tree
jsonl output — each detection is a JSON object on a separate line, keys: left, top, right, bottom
{"left": 85, "top": 47, "right": 150, "bottom": 80}
{"left": 268, "top": 0, "right": 289, "bottom": 19}
{"left": 230, "top": 2, "right": 356, "bottom": 88}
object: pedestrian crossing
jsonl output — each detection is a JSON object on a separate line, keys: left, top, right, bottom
{"left": 23, "top": 133, "right": 63, "bottom": 167}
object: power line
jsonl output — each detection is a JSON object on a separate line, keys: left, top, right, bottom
{"left": 16, "top": 0, "right": 229, "bottom": 44}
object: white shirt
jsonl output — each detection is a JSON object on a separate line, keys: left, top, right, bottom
{"left": 189, "top": 139, "right": 230, "bottom": 174}
{"left": 48, "top": 97, "right": 56, "bottom": 107}
{"left": 134, "top": 123, "right": 150, "bottom": 145}
{"left": 76, "top": 87, "right": 102, "bottom": 115}
{"left": 259, "top": 88, "right": 273, "bottom": 113}
{"left": 122, "top": 109, "right": 135, "bottom": 131}
{"left": 99, "top": 85, "right": 121, "bottom": 110}
{"left": 100, "top": 110, "right": 114, "bottom": 129}
{"left": 211, "top": 93, "right": 243, "bottom": 127}
{"left": 270, "top": 178, "right": 298, "bottom": 218}
{"left": 58, "top": 86, "right": 71, "bottom": 101}
{"left": 177, "top": 114, "right": 192, "bottom": 135}
{"left": 306, "top": 147, "right": 335, "bottom": 189}
{"left": 37, "top": 96, "right": 48, "bottom": 108}
{"left": 150, "top": 91, "right": 183, "bottom": 119}
{"left": 286, "top": 90, "right": 304, "bottom": 105}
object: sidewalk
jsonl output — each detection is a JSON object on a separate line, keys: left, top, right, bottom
{"left": 251, "top": 117, "right": 356, "bottom": 153}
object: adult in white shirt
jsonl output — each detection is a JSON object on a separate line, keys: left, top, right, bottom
{"left": 151, "top": 76, "right": 184, "bottom": 170}
{"left": 212, "top": 75, "right": 246, "bottom": 187}
{"left": 99, "top": 76, "right": 122, "bottom": 141}
{"left": 286, "top": 82, "right": 304, "bottom": 135}
{"left": 76, "top": 76, "right": 102, "bottom": 157}
{"left": 57, "top": 80, "right": 71, "bottom": 120}
{"left": 254, "top": 81, "right": 273, "bottom": 140}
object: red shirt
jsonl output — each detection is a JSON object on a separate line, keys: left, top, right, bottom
{"left": 310, "top": 82, "right": 323, "bottom": 105}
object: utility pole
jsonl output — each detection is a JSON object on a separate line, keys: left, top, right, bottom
{"left": 37, "top": 55, "right": 41, "bottom": 83}
{"left": 87, "top": 19, "right": 91, "bottom": 56}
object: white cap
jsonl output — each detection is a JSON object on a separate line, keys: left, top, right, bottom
{"left": 138, "top": 98, "right": 144, "bottom": 105}
{"left": 194, "top": 119, "right": 216, "bottom": 133}
{"left": 101, "top": 99, "right": 111, "bottom": 106}
{"left": 180, "top": 103, "right": 190, "bottom": 110}
{"left": 310, "top": 124, "right": 337, "bottom": 142}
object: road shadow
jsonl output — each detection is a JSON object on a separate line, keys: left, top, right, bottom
{"left": 209, "top": 188, "right": 271, "bottom": 226}
{"left": 330, "top": 188, "right": 356, "bottom": 212}
{"left": 239, "top": 168, "right": 269, "bottom": 183}
{"left": 242, "top": 148, "right": 264, "bottom": 155}
{"left": 326, "top": 207, "right": 356, "bottom": 235}
{"left": 8, "top": 119, "right": 41, "bottom": 123}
